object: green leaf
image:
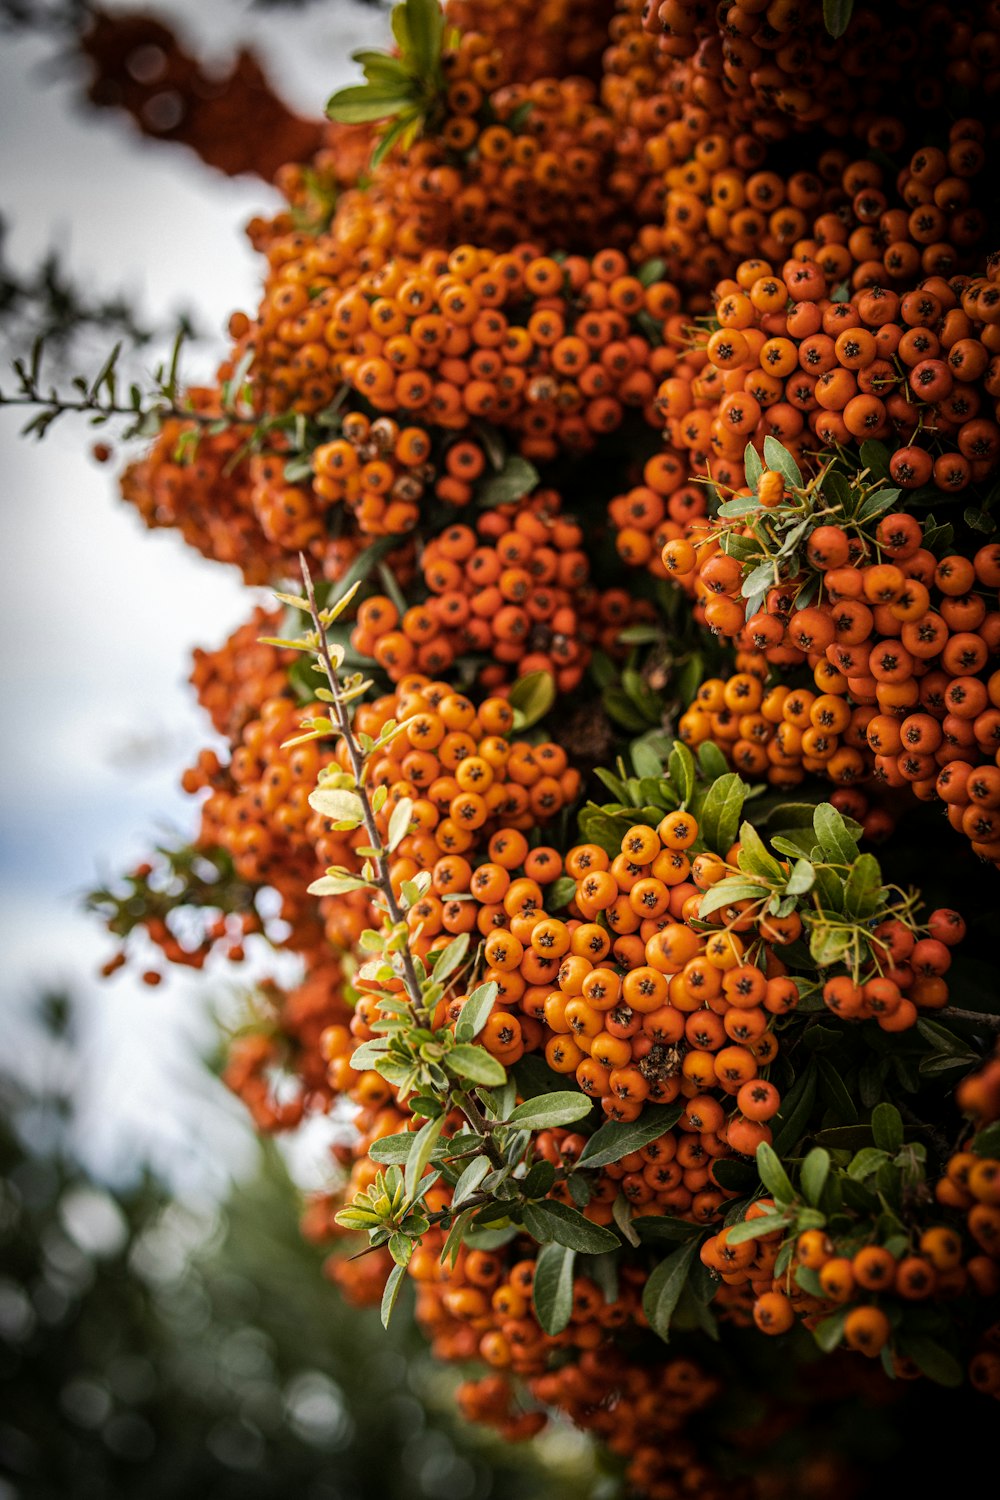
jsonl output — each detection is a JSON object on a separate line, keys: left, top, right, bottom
{"left": 700, "top": 773, "right": 747, "bottom": 855}
{"left": 430, "top": 932, "right": 469, "bottom": 985}
{"left": 349, "top": 1038, "right": 391, "bottom": 1070}
{"left": 405, "top": 1114, "right": 444, "bottom": 1200}
{"left": 532, "top": 1242, "right": 576, "bottom": 1335}
{"left": 812, "top": 803, "right": 859, "bottom": 865}
{"left": 638, "top": 257, "right": 667, "bottom": 287}
{"left": 741, "top": 559, "right": 777, "bottom": 601}
{"left": 763, "top": 435, "right": 802, "bottom": 489}
{"left": 508, "top": 1092, "right": 594, "bottom": 1131}
{"left": 871, "top": 1102, "right": 904, "bottom": 1154}
{"left": 402, "top": 0, "right": 445, "bottom": 74}
{"left": 847, "top": 1147, "right": 889, "bottom": 1181}
{"left": 897, "top": 1335, "right": 964, "bottom": 1387}
{"left": 370, "top": 113, "right": 418, "bottom": 171}
{"left": 809, "top": 923, "right": 852, "bottom": 968}
{"left": 755, "top": 1141, "right": 795, "bottom": 1205}
{"left": 697, "top": 741, "right": 729, "bottom": 781}
{"left": 452, "top": 1155, "right": 490, "bottom": 1207}
{"left": 352, "top": 49, "right": 411, "bottom": 85}
{"left": 519, "top": 1161, "right": 557, "bottom": 1200}
{"left": 743, "top": 443, "right": 763, "bottom": 489}
{"left": 387, "top": 796, "right": 413, "bottom": 853}
{"left": 454, "top": 982, "right": 499, "bottom": 1043}
{"left": 326, "top": 84, "right": 415, "bottom": 124}
{"left": 724, "top": 1212, "right": 791, "bottom": 1246}
{"left": 972, "top": 1121, "right": 1000, "bottom": 1157}
{"left": 478, "top": 454, "right": 539, "bottom": 508}
{"left": 508, "top": 670, "right": 556, "bottom": 731}
{"left": 709, "top": 1158, "right": 759, "bottom": 1193}
{"left": 447, "top": 1045, "right": 507, "bottom": 1087}
{"left": 813, "top": 1307, "right": 848, "bottom": 1352}
{"left": 668, "top": 741, "right": 696, "bottom": 805}
{"left": 785, "top": 858, "right": 815, "bottom": 897}
{"left": 631, "top": 739, "right": 663, "bottom": 780}
{"left": 369, "top": 1133, "right": 417, "bottom": 1164}
{"left": 307, "top": 871, "right": 371, "bottom": 897}
{"left": 642, "top": 1238, "right": 700, "bottom": 1343}
{"left": 634, "top": 1215, "right": 705, "bottom": 1242}
{"left": 521, "top": 1200, "right": 619, "bottom": 1254}
{"left": 737, "top": 820, "right": 785, "bottom": 881}
{"left": 547, "top": 876, "right": 577, "bottom": 911}
{"left": 577, "top": 1103, "right": 683, "bottom": 1171}
{"left": 916, "top": 1019, "right": 972, "bottom": 1056}
{"left": 817, "top": 1057, "right": 859, "bottom": 1124}
{"left": 380, "top": 1261, "right": 407, "bottom": 1328}
{"left": 858, "top": 438, "right": 889, "bottom": 478}
{"left": 309, "top": 786, "right": 364, "bottom": 824}
{"left": 858, "top": 487, "right": 901, "bottom": 522}
{"left": 698, "top": 877, "right": 769, "bottom": 920}
{"left": 612, "top": 1194, "right": 640, "bottom": 1247}
{"left": 800, "top": 1148, "right": 830, "bottom": 1207}
{"left": 842, "top": 852, "right": 883, "bottom": 919}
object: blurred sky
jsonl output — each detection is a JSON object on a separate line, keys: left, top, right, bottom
{"left": 0, "top": 0, "right": 385, "bottom": 1199}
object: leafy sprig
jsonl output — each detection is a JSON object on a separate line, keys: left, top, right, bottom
{"left": 326, "top": 0, "right": 450, "bottom": 168}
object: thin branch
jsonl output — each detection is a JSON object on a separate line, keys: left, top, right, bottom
{"left": 300, "top": 554, "right": 429, "bottom": 1024}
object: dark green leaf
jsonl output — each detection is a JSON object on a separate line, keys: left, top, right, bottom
{"left": 842, "top": 853, "right": 883, "bottom": 919}
{"left": 847, "top": 1147, "right": 889, "bottom": 1181}
{"left": 800, "top": 1147, "right": 830, "bottom": 1207}
{"left": 710, "top": 1158, "right": 759, "bottom": 1192}
{"left": 818, "top": 1057, "right": 859, "bottom": 1124}
{"left": 532, "top": 1243, "right": 576, "bottom": 1334}
{"left": 859, "top": 439, "right": 889, "bottom": 478}
{"left": 897, "top": 1335, "right": 963, "bottom": 1387}
{"left": 380, "top": 1262, "right": 407, "bottom": 1328}
{"left": 521, "top": 1200, "right": 619, "bottom": 1254}
{"left": 508, "top": 1092, "right": 594, "bottom": 1131}
{"left": 813, "top": 1307, "right": 848, "bottom": 1351}
{"left": 973, "top": 1121, "right": 1000, "bottom": 1157}
{"left": 577, "top": 1103, "right": 683, "bottom": 1170}
{"left": 668, "top": 741, "right": 696, "bottom": 805}
{"left": 478, "top": 454, "right": 540, "bottom": 508}
{"left": 756, "top": 1141, "right": 795, "bottom": 1204}
{"left": 546, "top": 876, "right": 577, "bottom": 911}
{"left": 642, "top": 1238, "right": 700, "bottom": 1342}
{"left": 871, "top": 1102, "right": 904, "bottom": 1154}
{"left": 700, "top": 773, "right": 747, "bottom": 855}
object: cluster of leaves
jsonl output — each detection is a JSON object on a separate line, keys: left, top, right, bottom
{"left": 326, "top": 0, "right": 451, "bottom": 168}
{"left": 700, "top": 798, "right": 916, "bottom": 980}
{"left": 714, "top": 438, "right": 904, "bottom": 622}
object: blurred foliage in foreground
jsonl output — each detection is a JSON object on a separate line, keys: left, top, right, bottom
{"left": 0, "top": 994, "right": 598, "bottom": 1500}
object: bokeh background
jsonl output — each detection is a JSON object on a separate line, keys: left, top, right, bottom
{"left": 0, "top": 4, "right": 603, "bottom": 1494}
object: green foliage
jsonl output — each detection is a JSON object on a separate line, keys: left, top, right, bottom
{"left": 327, "top": 0, "right": 450, "bottom": 165}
